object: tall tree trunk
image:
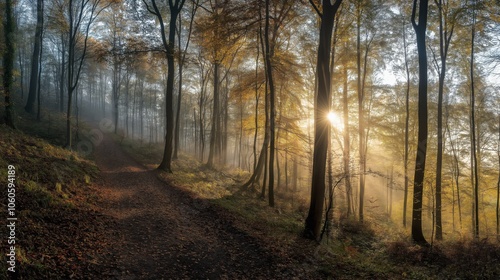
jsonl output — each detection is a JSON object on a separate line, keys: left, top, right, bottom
{"left": 3, "top": 0, "right": 16, "bottom": 128}
{"left": 174, "top": 61, "right": 183, "bottom": 159}
{"left": 435, "top": 14, "right": 445, "bottom": 243}
{"left": 199, "top": 94, "right": 205, "bottom": 161}
{"left": 390, "top": 165, "right": 394, "bottom": 217}
{"left": 207, "top": 61, "right": 220, "bottom": 168}
{"left": 342, "top": 55, "right": 352, "bottom": 216}
{"left": 355, "top": 1, "right": 366, "bottom": 223}
{"left": 140, "top": 86, "right": 144, "bottom": 141}
{"left": 17, "top": 42, "right": 24, "bottom": 100}
{"left": 26, "top": 0, "right": 43, "bottom": 113}
{"left": 65, "top": 0, "right": 101, "bottom": 148}
{"left": 59, "top": 34, "right": 65, "bottom": 113}
{"left": 264, "top": 0, "right": 275, "bottom": 207}
{"left": 148, "top": 0, "right": 186, "bottom": 172}
{"left": 470, "top": 3, "right": 479, "bottom": 240}
{"left": 410, "top": 0, "right": 429, "bottom": 245}
{"left": 254, "top": 32, "right": 260, "bottom": 172}
{"left": 125, "top": 68, "right": 130, "bottom": 137}
{"left": 173, "top": 3, "right": 196, "bottom": 159}
{"left": 434, "top": 0, "right": 456, "bottom": 241}
{"left": 403, "top": 15, "right": 411, "bottom": 228}
{"left": 304, "top": 0, "right": 342, "bottom": 241}
{"left": 36, "top": 14, "right": 44, "bottom": 122}
{"left": 241, "top": 8, "right": 269, "bottom": 190}
{"left": 447, "top": 119, "right": 462, "bottom": 229}
{"left": 112, "top": 54, "right": 120, "bottom": 134}
{"left": 222, "top": 78, "right": 229, "bottom": 164}
{"left": 66, "top": 0, "right": 76, "bottom": 148}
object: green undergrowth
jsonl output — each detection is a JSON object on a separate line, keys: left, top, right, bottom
{"left": 0, "top": 119, "right": 104, "bottom": 279}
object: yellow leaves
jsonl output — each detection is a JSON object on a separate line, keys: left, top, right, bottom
{"left": 84, "top": 175, "right": 91, "bottom": 184}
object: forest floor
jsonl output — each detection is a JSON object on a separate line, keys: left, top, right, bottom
{"left": 2, "top": 112, "right": 500, "bottom": 279}
{"left": 91, "top": 131, "right": 322, "bottom": 279}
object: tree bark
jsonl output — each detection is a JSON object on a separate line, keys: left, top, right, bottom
{"left": 434, "top": 0, "right": 456, "bottom": 241}
{"left": 304, "top": 0, "right": 342, "bottom": 241}
{"left": 469, "top": 3, "right": 479, "bottom": 240}
{"left": 3, "top": 0, "right": 16, "bottom": 128}
{"left": 264, "top": 0, "right": 275, "bottom": 207}
{"left": 59, "top": 34, "right": 66, "bottom": 113}
{"left": 145, "top": 0, "right": 186, "bottom": 172}
{"left": 36, "top": 12, "right": 44, "bottom": 122}
{"left": 403, "top": 14, "right": 410, "bottom": 228}
{"left": 356, "top": 0, "right": 366, "bottom": 223}
{"left": 207, "top": 61, "right": 220, "bottom": 168}
{"left": 65, "top": 0, "right": 103, "bottom": 148}
{"left": 411, "top": 0, "right": 429, "bottom": 246}
{"left": 342, "top": 54, "right": 352, "bottom": 216}
{"left": 25, "top": 0, "right": 44, "bottom": 114}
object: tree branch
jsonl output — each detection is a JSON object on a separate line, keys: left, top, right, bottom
{"left": 309, "top": 0, "right": 322, "bottom": 17}
{"left": 411, "top": 0, "right": 418, "bottom": 29}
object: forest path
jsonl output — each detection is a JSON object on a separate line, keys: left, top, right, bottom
{"left": 92, "top": 133, "right": 311, "bottom": 279}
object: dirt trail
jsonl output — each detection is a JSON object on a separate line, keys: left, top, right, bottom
{"left": 92, "top": 134, "right": 314, "bottom": 279}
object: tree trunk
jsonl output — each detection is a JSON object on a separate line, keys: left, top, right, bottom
{"left": 66, "top": 0, "right": 76, "bottom": 148}
{"left": 199, "top": 94, "right": 205, "bottom": 161}
{"left": 112, "top": 53, "right": 120, "bottom": 134}
{"left": 470, "top": 3, "right": 479, "bottom": 240}
{"left": 26, "top": 0, "right": 43, "bottom": 114}
{"left": 36, "top": 16, "right": 44, "bottom": 121}
{"left": 65, "top": 0, "right": 100, "bottom": 148}
{"left": 241, "top": 11, "right": 269, "bottom": 190}
{"left": 3, "top": 0, "right": 16, "bottom": 128}
{"left": 222, "top": 78, "right": 229, "bottom": 164}
{"left": 17, "top": 42, "right": 25, "bottom": 100}
{"left": 410, "top": 0, "right": 429, "bottom": 245}
{"left": 150, "top": 0, "right": 185, "bottom": 172}
{"left": 207, "top": 61, "right": 220, "bottom": 168}
{"left": 239, "top": 89, "right": 244, "bottom": 168}
{"left": 304, "top": 0, "right": 342, "bottom": 241}
{"left": 398, "top": 7, "right": 413, "bottom": 228}
{"left": 356, "top": 1, "right": 366, "bottom": 223}
{"left": 254, "top": 32, "right": 260, "bottom": 172}
{"left": 59, "top": 34, "right": 65, "bottom": 113}
{"left": 342, "top": 56, "right": 352, "bottom": 216}
{"left": 434, "top": 0, "right": 456, "bottom": 241}
{"left": 264, "top": 0, "right": 275, "bottom": 207}
{"left": 125, "top": 68, "right": 130, "bottom": 137}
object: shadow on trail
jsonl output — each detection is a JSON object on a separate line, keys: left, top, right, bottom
{"left": 92, "top": 132, "right": 315, "bottom": 279}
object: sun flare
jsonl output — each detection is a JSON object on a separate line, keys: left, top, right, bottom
{"left": 327, "top": 111, "right": 344, "bottom": 131}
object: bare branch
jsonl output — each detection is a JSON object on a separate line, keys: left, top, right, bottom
{"left": 309, "top": 0, "right": 322, "bottom": 17}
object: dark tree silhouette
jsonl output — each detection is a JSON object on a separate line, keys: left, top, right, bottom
{"left": 3, "top": 0, "right": 16, "bottom": 128}
{"left": 25, "top": 0, "right": 44, "bottom": 114}
{"left": 143, "top": 0, "right": 186, "bottom": 172}
{"left": 410, "top": 0, "right": 429, "bottom": 246}
{"left": 304, "top": 0, "right": 342, "bottom": 241}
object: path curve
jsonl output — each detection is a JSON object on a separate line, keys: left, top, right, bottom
{"left": 93, "top": 134, "right": 313, "bottom": 279}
